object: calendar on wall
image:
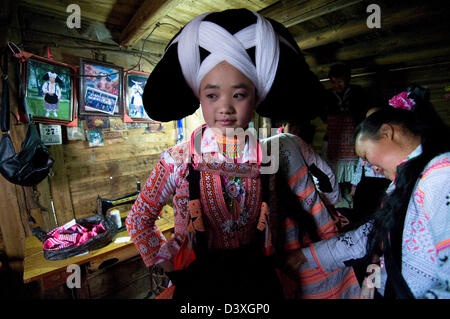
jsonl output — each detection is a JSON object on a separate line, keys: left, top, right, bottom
{"left": 39, "top": 123, "right": 63, "bottom": 145}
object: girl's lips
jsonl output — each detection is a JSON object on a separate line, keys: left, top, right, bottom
{"left": 217, "top": 119, "right": 236, "bottom": 126}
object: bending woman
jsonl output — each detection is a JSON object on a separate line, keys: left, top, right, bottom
{"left": 298, "top": 107, "right": 450, "bottom": 298}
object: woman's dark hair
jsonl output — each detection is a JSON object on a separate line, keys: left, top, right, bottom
{"left": 354, "top": 106, "right": 450, "bottom": 258}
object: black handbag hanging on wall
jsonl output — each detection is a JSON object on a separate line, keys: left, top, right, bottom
{"left": 0, "top": 50, "right": 54, "bottom": 187}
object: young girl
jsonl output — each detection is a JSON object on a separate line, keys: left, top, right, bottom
{"left": 42, "top": 72, "right": 61, "bottom": 117}
{"left": 125, "top": 8, "right": 328, "bottom": 300}
{"left": 297, "top": 100, "right": 450, "bottom": 298}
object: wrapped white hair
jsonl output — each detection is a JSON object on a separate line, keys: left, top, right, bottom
{"left": 170, "top": 10, "right": 288, "bottom": 104}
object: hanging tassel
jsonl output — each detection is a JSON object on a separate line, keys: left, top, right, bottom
{"left": 46, "top": 47, "right": 54, "bottom": 60}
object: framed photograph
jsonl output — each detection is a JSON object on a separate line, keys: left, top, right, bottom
{"left": 24, "top": 56, "right": 76, "bottom": 124}
{"left": 124, "top": 70, "right": 157, "bottom": 122}
{"left": 79, "top": 59, "right": 123, "bottom": 117}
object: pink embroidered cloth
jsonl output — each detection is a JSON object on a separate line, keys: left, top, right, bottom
{"left": 43, "top": 221, "right": 106, "bottom": 250}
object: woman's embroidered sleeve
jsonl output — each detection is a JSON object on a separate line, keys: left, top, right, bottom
{"left": 301, "top": 222, "right": 372, "bottom": 273}
{"left": 420, "top": 159, "right": 450, "bottom": 298}
{"left": 125, "top": 153, "right": 176, "bottom": 267}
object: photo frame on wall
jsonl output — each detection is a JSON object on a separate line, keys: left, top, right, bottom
{"left": 124, "top": 70, "right": 157, "bottom": 122}
{"left": 79, "top": 59, "right": 123, "bottom": 117}
{"left": 24, "top": 56, "right": 76, "bottom": 124}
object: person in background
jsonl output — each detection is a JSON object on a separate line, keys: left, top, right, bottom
{"left": 296, "top": 89, "right": 450, "bottom": 299}
{"left": 322, "top": 63, "right": 370, "bottom": 204}
{"left": 280, "top": 119, "right": 316, "bottom": 145}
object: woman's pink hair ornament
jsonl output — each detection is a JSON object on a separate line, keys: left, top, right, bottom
{"left": 388, "top": 91, "right": 416, "bottom": 111}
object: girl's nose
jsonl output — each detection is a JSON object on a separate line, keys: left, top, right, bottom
{"left": 218, "top": 97, "right": 234, "bottom": 114}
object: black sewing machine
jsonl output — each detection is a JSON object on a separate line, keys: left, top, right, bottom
{"left": 97, "top": 181, "right": 141, "bottom": 216}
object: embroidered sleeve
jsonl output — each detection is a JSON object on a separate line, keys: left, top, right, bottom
{"left": 280, "top": 136, "right": 338, "bottom": 240}
{"left": 419, "top": 157, "right": 450, "bottom": 298}
{"left": 293, "top": 135, "right": 341, "bottom": 205}
{"left": 125, "top": 151, "right": 177, "bottom": 267}
{"left": 301, "top": 222, "right": 372, "bottom": 273}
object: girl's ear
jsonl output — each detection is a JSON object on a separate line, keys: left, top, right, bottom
{"left": 379, "top": 123, "right": 394, "bottom": 140}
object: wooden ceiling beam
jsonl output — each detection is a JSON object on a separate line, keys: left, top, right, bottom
{"left": 307, "top": 44, "right": 450, "bottom": 79}
{"left": 119, "top": 0, "right": 183, "bottom": 47}
{"left": 19, "top": 0, "right": 125, "bottom": 26}
{"left": 260, "top": 0, "right": 363, "bottom": 28}
{"left": 295, "top": 3, "right": 442, "bottom": 50}
{"left": 306, "top": 24, "right": 450, "bottom": 66}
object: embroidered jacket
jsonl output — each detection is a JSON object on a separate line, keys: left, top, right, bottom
{"left": 125, "top": 125, "right": 264, "bottom": 267}
{"left": 301, "top": 147, "right": 450, "bottom": 298}
{"left": 260, "top": 134, "right": 361, "bottom": 299}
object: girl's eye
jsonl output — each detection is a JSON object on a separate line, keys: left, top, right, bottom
{"left": 206, "top": 93, "right": 217, "bottom": 99}
{"left": 233, "top": 92, "right": 246, "bottom": 99}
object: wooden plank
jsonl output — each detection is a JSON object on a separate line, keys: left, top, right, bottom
{"left": 260, "top": 0, "right": 362, "bottom": 28}
{"left": 295, "top": 3, "right": 443, "bottom": 50}
{"left": 48, "top": 145, "right": 75, "bottom": 226}
{"left": 0, "top": 181, "right": 26, "bottom": 261}
{"left": 65, "top": 155, "right": 160, "bottom": 181}
{"left": 20, "top": 0, "right": 141, "bottom": 26}
{"left": 86, "top": 244, "right": 139, "bottom": 273}
{"left": 0, "top": 3, "right": 27, "bottom": 262}
{"left": 119, "top": 0, "right": 185, "bottom": 47}
{"left": 87, "top": 255, "right": 150, "bottom": 299}
{"left": 307, "top": 25, "right": 450, "bottom": 67}
{"left": 35, "top": 178, "right": 58, "bottom": 232}
{"left": 14, "top": 185, "right": 33, "bottom": 238}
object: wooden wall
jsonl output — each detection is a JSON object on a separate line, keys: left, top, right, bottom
{"left": 0, "top": 2, "right": 182, "bottom": 268}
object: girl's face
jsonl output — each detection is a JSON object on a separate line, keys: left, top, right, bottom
{"left": 355, "top": 129, "right": 404, "bottom": 181}
{"left": 199, "top": 61, "right": 257, "bottom": 136}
